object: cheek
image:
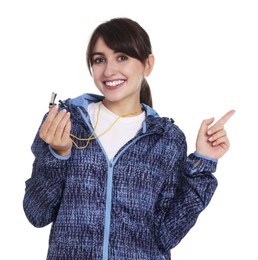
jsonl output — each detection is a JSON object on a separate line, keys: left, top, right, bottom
{"left": 91, "top": 71, "right": 102, "bottom": 89}
{"left": 93, "top": 77, "right": 102, "bottom": 91}
{"left": 125, "top": 64, "right": 143, "bottom": 78}
{"left": 92, "top": 66, "right": 103, "bottom": 80}
{"left": 129, "top": 67, "right": 145, "bottom": 84}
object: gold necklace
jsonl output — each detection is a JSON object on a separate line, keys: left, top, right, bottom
{"left": 69, "top": 102, "right": 142, "bottom": 149}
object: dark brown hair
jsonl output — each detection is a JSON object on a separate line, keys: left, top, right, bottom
{"left": 86, "top": 18, "right": 153, "bottom": 107}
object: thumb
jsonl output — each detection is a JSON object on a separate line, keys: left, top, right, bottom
{"left": 198, "top": 117, "right": 215, "bottom": 136}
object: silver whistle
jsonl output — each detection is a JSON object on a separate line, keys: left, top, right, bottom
{"left": 49, "top": 92, "right": 57, "bottom": 109}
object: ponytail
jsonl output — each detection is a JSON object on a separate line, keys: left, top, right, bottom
{"left": 140, "top": 78, "right": 152, "bottom": 108}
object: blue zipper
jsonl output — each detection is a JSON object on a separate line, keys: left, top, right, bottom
{"left": 102, "top": 160, "right": 113, "bottom": 260}
{"left": 101, "top": 134, "right": 154, "bottom": 259}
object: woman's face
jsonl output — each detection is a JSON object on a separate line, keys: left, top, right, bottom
{"left": 91, "top": 37, "right": 152, "bottom": 105}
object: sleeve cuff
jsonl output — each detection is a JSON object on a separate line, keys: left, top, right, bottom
{"left": 193, "top": 152, "right": 218, "bottom": 163}
{"left": 185, "top": 153, "right": 218, "bottom": 175}
{"left": 48, "top": 145, "right": 71, "bottom": 160}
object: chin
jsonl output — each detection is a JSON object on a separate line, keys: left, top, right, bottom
{"left": 103, "top": 94, "right": 124, "bottom": 103}
{"left": 100, "top": 89, "right": 124, "bottom": 101}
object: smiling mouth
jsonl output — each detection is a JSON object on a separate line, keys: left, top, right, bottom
{"left": 104, "top": 80, "right": 125, "bottom": 89}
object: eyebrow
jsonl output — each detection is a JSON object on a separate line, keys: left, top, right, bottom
{"left": 92, "top": 51, "right": 125, "bottom": 56}
{"left": 92, "top": 52, "right": 105, "bottom": 56}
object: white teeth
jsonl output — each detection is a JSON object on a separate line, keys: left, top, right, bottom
{"left": 105, "top": 80, "right": 124, "bottom": 87}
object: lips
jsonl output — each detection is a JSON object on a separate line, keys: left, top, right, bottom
{"left": 104, "top": 80, "right": 125, "bottom": 90}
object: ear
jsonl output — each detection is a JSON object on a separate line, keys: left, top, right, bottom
{"left": 144, "top": 54, "right": 155, "bottom": 77}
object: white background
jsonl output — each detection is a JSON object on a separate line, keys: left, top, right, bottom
{"left": 0, "top": 0, "right": 257, "bottom": 259}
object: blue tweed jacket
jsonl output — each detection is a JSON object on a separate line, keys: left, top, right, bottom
{"left": 23, "top": 94, "right": 218, "bottom": 260}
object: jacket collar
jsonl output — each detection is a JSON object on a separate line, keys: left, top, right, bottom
{"left": 68, "top": 93, "right": 168, "bottom": 134}
{"left": 69, "top": 93, "right": 159, "bottom": 117}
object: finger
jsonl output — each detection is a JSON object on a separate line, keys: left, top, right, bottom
{"left": 215, "top": 109, "right": 235, "bottom": 126}
{"left": 63, "top": 117, "right": 71, "bottom": 139}
{"left": 211, "top": 135, "right": 230, "bottom": 148}
{"left": 46, "top": 104, "right": 59, "bottom": 121}
{"left": 198, "top": 117, "right": 215, "bottom": 136}
{"left": 39, "top": 105, "right": 59, "bottom": 139}
{"left": 207, "top": 110, "right": 235, "bottom": 135}
{"left": 46, "top": 109, "right": 69, "bottom": 137}
{"left": 208, "top": 129, "right": 226, "bottom": 142}
{"left": 55, "top": 112, "right": 71, "bottom": 139}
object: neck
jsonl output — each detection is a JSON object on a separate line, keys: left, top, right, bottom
{"left": 102, "top": 98, "right": 142, "bottom": 117}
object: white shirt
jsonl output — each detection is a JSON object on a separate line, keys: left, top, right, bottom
{"left": 88, "top": 102, "right": 145, "bottom": 160}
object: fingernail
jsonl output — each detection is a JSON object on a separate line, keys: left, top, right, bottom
{"left": 207, "top": 130, "right": 212, "bottom": 135}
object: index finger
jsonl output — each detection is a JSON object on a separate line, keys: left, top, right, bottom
{"left": 216, "top": 109, "right": 235, "bottom": 125}
{"left": 40, "top": 105, "right": 59, "bottom": 131}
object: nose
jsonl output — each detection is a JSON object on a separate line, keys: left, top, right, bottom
{"left": 104, "top": 60, "right": 117, "bottom": 77}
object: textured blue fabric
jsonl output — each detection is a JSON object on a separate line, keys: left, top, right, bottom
{"left": 23, "top": 94, "right": 218, "bottom": 260}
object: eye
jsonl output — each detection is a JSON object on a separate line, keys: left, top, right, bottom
{"left": 93, "top": 57, "right": 105, "bottom": 64}
{"left": 118, "top": 55, "right": 128, "bottom": 62}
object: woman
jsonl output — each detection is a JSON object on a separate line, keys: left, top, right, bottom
{"left": 23, "top": 17, "right": 234, "bottom": 259}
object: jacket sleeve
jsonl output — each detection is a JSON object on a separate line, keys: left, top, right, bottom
{"left": 23, "top": 120, "right": 70, "bottom": 228}
{"left": 154, "top": 137, "right": 218, "bottom": 253}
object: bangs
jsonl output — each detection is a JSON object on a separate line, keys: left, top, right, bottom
{"left": 99, "top": 22, "right": 142, "bottom": 61}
